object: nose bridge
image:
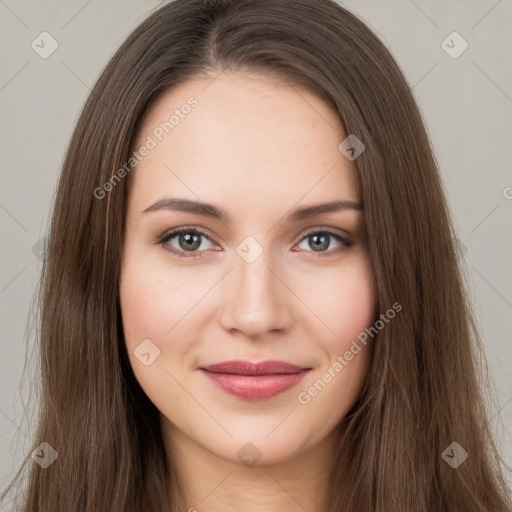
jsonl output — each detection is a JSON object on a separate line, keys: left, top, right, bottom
{"left": 235, "top": 247, "right": 274, "bottom": 299}
{"left": 219, "top": 236, "right": 292, "bottom": 336}
{"left": 233, "top": 234, "right": 276, "bottom": 293}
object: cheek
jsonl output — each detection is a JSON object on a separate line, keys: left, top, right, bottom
{"left": 295, "top": 256, "right": 375, "bottom": 423}
{"left": 119, "top": 248, "right": 186, "bottom": 366}
{"left": 120, "top": 267, "right": 170, "bottom": 343}
{"left": 301, "top": 253, "right": 375, "bottom": 387}
{"left": 334, "top": 261, "right": 375, "bottom": 380}
{"left": 334, "top": 266, "right": 375, "bottom": 346}
{"left": 119, "top": 247, "right": 221, "bottom": 396}
{"left": 120, "top": 245, "right": 207, "bottom": 340}
{"left": 119, "top": 254, "right": 200, "bottom": 414}
{"left": 304, "top": 252, "right": 375, "bottom": 350}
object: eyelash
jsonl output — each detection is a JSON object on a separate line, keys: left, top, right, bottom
{"left": 156, "top": 226, "right": 352, "bottom": 259}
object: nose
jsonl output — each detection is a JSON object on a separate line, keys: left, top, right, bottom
{"left": 218, "top": 249, "right": 294, "bottom": 339}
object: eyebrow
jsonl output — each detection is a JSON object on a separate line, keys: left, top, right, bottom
{"left": 141, "top": 197, "right": 362, "bottom": 222}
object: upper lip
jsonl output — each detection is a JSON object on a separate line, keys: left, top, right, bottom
{"left": 200, "top": 360, "right": 310, "bottom": 375}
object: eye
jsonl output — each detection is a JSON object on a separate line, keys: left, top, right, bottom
{"left": 294, "top": 229, "right": 352, "bottom": 257}
{"left": 158, "top": 227, "right": 217, "bottom": 258}
{"left": 157, "top": 227, "right": 352, "bottom": 259}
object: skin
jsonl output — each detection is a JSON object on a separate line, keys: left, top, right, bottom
{"left": 119, "top": 70, "right": 376, "bottom": 512}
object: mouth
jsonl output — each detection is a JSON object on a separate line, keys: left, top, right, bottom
{"left": 199, "top": 360, "right": 312, "bottom": 400}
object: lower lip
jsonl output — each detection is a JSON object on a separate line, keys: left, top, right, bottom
{"left": 200, "top": 369, "right": 310, "bottom": 400}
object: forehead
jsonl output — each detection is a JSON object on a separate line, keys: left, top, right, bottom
{"left": 129, "top": 71, "right": 360, "bottom": 216}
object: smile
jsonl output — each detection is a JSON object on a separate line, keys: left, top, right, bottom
{"left": 199, "top": 360, "right": 311, "bottom": 400}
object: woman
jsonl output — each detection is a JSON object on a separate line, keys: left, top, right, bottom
{"left": 3, "top": 0, "right": 511, "bottom": 510}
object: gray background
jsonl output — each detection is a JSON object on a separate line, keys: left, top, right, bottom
{"left": 1, "top": 0, "right": 511, "bottom": 502}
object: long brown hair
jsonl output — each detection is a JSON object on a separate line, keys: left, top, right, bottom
{"left": 3, "top": 0, "right": 511, "bottom": 510}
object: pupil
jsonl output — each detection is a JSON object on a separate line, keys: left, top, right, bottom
{"left": 180, "top": 233, "right": 200, "bottom": 251}
{"left": 311, "top": 233, "right": 329, "bottom": 251}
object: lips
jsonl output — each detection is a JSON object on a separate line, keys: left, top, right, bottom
{"left": 201, "top": 360, "right": 308, "bottom": 375}
{"left": 199, "top": 360, "right": 311, "bottom": 400}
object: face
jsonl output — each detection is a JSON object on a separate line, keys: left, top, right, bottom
{"left": 119, "top": 71, "right": 376, "bottom": 467}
